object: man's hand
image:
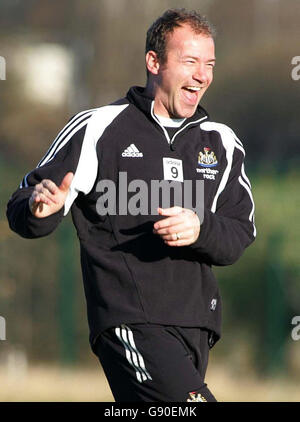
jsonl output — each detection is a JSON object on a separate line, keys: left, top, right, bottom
{"left": 29, "top": 172, "right": 74, "bottom": 218}
{"left": 153, "top": 206, "right": 200, "bottom": 246}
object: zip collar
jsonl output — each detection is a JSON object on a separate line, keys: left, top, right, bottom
{"left": 126, "top": 86, "right": 209, "bottom": 149}
{"left": 126, "top": 86, "right": 209, "bottom": 123}
{"left": 150, "top": 101, "right": 207, "bottom": 149}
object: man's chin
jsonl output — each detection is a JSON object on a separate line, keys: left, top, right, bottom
{"left": 177, "top": 102, "right": 201, "bottom": 118}
{"left": 176, "top": 108, "right": 198, "bottom": 119}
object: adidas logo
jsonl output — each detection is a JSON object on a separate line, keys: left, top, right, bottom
{"left": 122, "top": 144, "right": 143, "bottom": 158}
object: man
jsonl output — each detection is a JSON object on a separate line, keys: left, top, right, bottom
{"left": 7, "top": 9, "right": 256, "bottom": 402}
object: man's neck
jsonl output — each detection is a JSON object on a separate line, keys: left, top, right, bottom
{"left": 155, "top": 114, "right": 186, "bottom": 128}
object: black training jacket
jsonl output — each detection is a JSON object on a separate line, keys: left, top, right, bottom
{"left": 7, "top": 86, "right": 256, "bottom": 351}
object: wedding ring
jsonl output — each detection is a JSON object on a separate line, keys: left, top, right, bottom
{"left": 176, "top": 233, "right": 181, "bottom": 240}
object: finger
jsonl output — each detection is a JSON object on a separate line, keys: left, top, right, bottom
{"left": 153, "top": 215, "right": 184, "bottom": 230}
{"left": 163, "top": 232, "right": 179, "bottom": 242}
{"left": 30, "top": 192, "right": 51, "bottom": 212}
{"left": 32, "top": 198, "right": 48, "bottom": 215}
{"left": 41, "top": 179, "right": 59, "bottom": 195}
{"left": 159, "top": 229, "right": 194, "bottom": 242}
{"left": 162, "top": 232, "right": 181, "bottom": 242}
{"left": 153, "top": 223, "right": 187, "bottom": 236}
{"left": 164, "top": 238, "right": 190, "bottom": 247}
{"left": 36, "top": 186, "right": 59, "bottom": 204}
{"left": 59, "top": 172, "right": 74, "bottom": 192}
{"left": 30, "top": 199, "right": 44, "bottom": 214}
{"left": 181, "top": 207, "right": 197, "bottom": 216}
{"left": 157, "top": 206, "right": 183, "bottom": 216}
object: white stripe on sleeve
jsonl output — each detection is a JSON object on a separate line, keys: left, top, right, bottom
{"left": 200, "top": 122, "right": 256, "bottom": 237}
{"left": 63, "top": 104, "right": 128, "bottom": 215}
{"left": 38, "top": 109, "right": 98, "bottom": 167}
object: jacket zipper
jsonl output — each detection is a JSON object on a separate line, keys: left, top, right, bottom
{"left": 150, "top": 101, "right": 208, "bottom": 151}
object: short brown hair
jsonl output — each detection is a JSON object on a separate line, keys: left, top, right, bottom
{"left": 145, "top": 8, "right": 216, "bottom": 64}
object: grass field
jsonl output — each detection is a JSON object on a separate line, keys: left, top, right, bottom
{"left": 0, "top": 362, "right": 299, "bottom": 402}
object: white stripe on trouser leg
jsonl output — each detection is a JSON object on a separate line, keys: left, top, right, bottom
{"left": 115, "top": 327, "right": 145, "bottom": 382}
{"left": 122, "top": 327, "right": 147, "bottom": 382}
{"left": 115, "top": 325, "right": 152, "bottom": 383}
{"left": 120, "top": 327, "right": 146, "bottom": 382}
{"left": 115, "top": 326, "right": 147, "bottom": 383}
{"left": 119, "top": 325, "right": 152, "bottom": 382}
{"left": 124, "top": 325, "right": 152, "bottom": 380}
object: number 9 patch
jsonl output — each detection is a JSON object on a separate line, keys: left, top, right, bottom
{"left": 163, "top": 158, "right": 184, "bottom": 183}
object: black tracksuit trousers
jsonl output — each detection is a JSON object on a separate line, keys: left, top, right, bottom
{"left": 94, "top": 323, "right": 217, "bottom": 402}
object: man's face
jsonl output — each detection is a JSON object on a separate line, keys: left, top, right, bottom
{"left": 151, "top": 24, "right": 215, "bottom": 119}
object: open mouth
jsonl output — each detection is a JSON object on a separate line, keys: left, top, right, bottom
{"left": 181, "top": 86, "right": 201, "bottom": 104}
{"left": 183, "top": 86, "right": 201, "bottom": 92}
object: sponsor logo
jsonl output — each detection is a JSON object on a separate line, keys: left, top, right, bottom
{"left": 196, "top": 167, "right": 219, "bottom": 180}
{"left": 197, "top": 148, "right": 219, "bottom": 180}
{"left": 122, "top": 144, "right": 143, "bottom": 157}
{"left": 187, "top": 391, "right": 207, "bottom": 402}
{"left": 198, "top": 147, "right": 218, "bottom": 167}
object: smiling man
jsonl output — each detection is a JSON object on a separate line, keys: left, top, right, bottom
{"left": 7, "top": 9, "right": 256, "bottom": 402}
{"left": 145, "top": 23, "right": 215, "bottom": 119}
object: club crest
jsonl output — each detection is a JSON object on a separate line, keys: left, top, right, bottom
{"left": 198, "top": 147, "right": 218, "bottom": 167}
{"left": 187, "top": 391, "right": 207, "bottom": 402}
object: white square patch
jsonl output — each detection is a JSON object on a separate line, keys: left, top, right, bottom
{"left": 163, "top": 158, "right": 184, "bottom": 182}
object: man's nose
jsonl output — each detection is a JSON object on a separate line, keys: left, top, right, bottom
{"left": 193, "top": 64, "right": 209, "bottom": 85}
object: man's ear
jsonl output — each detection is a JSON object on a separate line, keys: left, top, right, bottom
{"left": 145, "top": 51, "right": 160, "bottom": 75}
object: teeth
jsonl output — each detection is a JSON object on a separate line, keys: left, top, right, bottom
{"left": 185, "top": 86, "right": 201, "bottom": 91}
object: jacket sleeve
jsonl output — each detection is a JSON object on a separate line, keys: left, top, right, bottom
{"left": 190, "top": 132, "right": 256, "bottom": 266}
{"left": 6, "top": 110, "right": 98, "bottom": 239}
